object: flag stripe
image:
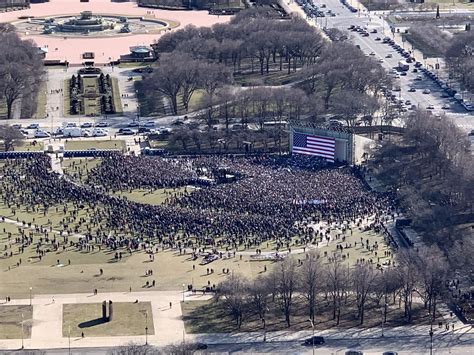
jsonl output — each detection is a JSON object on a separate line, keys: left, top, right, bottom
{"left": 292, "top": 132, "right": 336, "bottom": 162}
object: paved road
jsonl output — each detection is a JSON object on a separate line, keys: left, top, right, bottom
{"left": 292, "top": 0, "right": 473, "bottom": 130}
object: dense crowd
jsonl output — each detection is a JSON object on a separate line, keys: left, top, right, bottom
{"left": 0, "top": 154, "right": 395, "bottom": 253}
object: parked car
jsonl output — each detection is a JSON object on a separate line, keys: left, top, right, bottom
{"left": 127, "top": 121, "right": 139, "bottom": 127}
{"left": 95, "top": 121, "right": 109, "bottom": 127}
{"left": 303, "top": 336, "right": 325, "bottom": 345}
{"left": 80, "top": 122, "right": 93, "bottom": 128}
{"left": 92, "top": 128, "right": 108, "bottom": 137}
{"left": 34, "top": 129, "right": 50, "bottom": 138}
{"left": 408, "top": 87, "right": 416, "bottom": 92}
{"left": 143, "top": 121, "right": 156, "bottom": 128}
{"left": 423, "top": 88, "right": 431, "bottom": 94}
{"left": 118, "top": 128, "right": 135, "bottom": 135}
{"left": 426, "top": 104, "right": 435, "bottom": 110}
{"left": 345, "top": 351, "right": 363, "bottom": 355}
{"left": 11, "top": 124, "right": 22, "bottom": 129}
{"left": 27, "top": 123, "right": 40, "bottom": 129}
{"left": 442, "top": 103, "right": 451, "bottom": 110}
{"left": 65, "top": 122, "right": 77, "bottom": 128}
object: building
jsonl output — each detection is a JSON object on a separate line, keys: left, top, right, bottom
{"left": 120, "top": 46, "right": 155, "bottom": 62}
{"left": 137, "top": 0, "right": 243, "bottom": 10}
{"left": 0, "top": 0, "right": 30, "bottom": 10}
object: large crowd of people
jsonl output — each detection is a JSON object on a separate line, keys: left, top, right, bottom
{"left": 0, "top": 154, "right": 396, "bottom": 254}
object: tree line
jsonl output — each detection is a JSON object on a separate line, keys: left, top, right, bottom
{"left": 141, "top": 9, "right": 390, "bottom": 126}
{"left": 216, "top": 247, "right": 449, "bottom": 329}
{"left": 371, "top": 110, "right": 473, "bottom": 296}
{"left": 0, "top": 24, "right": 44, "bottom": 120}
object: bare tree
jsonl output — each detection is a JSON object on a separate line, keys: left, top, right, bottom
{"left": 299, "top": 250, "right": 322, "bottom": 323}
{"left": 272, "top": 258, "right": 298, "bottom": 327}
{"left": 217, "top": 273, "right": 249, "bottom": 328}
{"left": 0, "top": 125, "right": 24, "bottom": 151}
{"left": 325, "top": 257, "right": 349, "bottom": 325}
{"left": 352, "top": 263, "right": 379, "bottom": 325}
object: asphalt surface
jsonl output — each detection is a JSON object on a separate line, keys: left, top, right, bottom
{"left": 306, "top": 0, "right": 473, "bottom": 129}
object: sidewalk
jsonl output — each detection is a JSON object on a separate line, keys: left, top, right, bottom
{"left": 0, "top": 290, "right": 211, "bottom": 350}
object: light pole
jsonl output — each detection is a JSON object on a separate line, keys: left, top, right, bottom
{"left": 145, "top": 311, "right": 148, "bottom": 345}
{"left": 182, "top": 283, "right": 186, "bottom": 302}
{"left": 21, "top": 313, "right": 24, "bottom": 349}
{"left": 68, "top": 325, "right": 71, "bottom": 355}
{"left": 381, "top": 306, "right": 384, "bottom": 337}
{"left": 29, "top": 287, "right": 32, "bottom": 306}
{"left": 262, "top": 318, "right": 266, "bottom": 342}
{"left": 308, "top": 319, "right": 315, "bottom": 355}
{"left": 429, "top": 323, "right": 434, "bottom": 355}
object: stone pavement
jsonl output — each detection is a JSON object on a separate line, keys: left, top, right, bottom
{"left": 0, "top": 290, "right": 212, "bottom": 350}
{"left": 1, "top": 287, "right": 472, "bottom": 351}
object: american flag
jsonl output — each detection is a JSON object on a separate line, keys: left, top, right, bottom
{"left": 292, "top": 132, "right": 336, "bottom": 162}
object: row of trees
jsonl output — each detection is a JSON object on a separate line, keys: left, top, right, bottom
{"left": 445, "top": 31, "right": 474, "bottom": 93}
{"left": 153, "top": 9, "right": 326, "bottom": 76}
{"left": 217, "top": 248, "right": 448, "bottom": 329}
{"left": 0, "top": 24, "right": 43, "bottom": 119}
{"left": 371, "top": 110, "right": 473, "bottom": 289}
{"left": 143, "top": 10, "right": 391, "bottom": 125}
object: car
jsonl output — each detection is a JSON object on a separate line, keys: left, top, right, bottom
{"left": 442, "top": 103, "right": 451, "bottom": 110}
{"left": 345, "top": 351, "right": 363, "bottom": 355}
{"left": 34, "top": 130, "right": 50, "bottom": 138}
{"left": 118, "top": 128, "right": 135, "bottom": 135}
{"left": 423, "top": 88, "right": 431, "bottom": 94}
{"left": 426, "top": 104, "right": 435, "bottom": 110}
{"left": 27, "top": 123, "right": 39, "bottom": 129}
{"left": 303, "top": 336, "right": 325, "bottom": 345}
{"left": 93, "top": 128, "right": 108, "bottom": 137}
{"left": 95, "top": 121, "right": 108, "bottom": 127}
{"left": 400, "top": 72, "right": 407, "bottom": 76}
{"left": 414, "top": 62, "right": 422, "bottom": 68}
{"left": 383, "top": 352, "right": 398, "bottom": 355}
{"left": 80, "top": 122, "right": 93, "bottom": 128}
{"left": 65, "top": 122, "right": 77, "bottom": 128}
{"left": 143, "top": 121, "right": 155, "bottom": 128}
{"left": 11, "top": 124, "right": 21, "bottom": 129}
{"left": 378, "top": 59, "right": 384, "bottom": 63}
{"left": 405, "top": 100, "right": 411, "bottom": 105}
{"left": 51, "top": 127, "right": 63, "bottom": 136}
{"left": 348, "top": 25, "right": 355, "bottom": 30}
{"left": 369, "top": 52, "right": 376, "bottom": 56}
{"left": 393, "top": 86, "right": 401, "bottom": 91}
{"left": 385, "top": 54, "right": 392, "bottom": 58}
{"left": 375, "top": 37, "right": 381, "bottom": 41}
{"left": 408, "top": 87, "right": 416, "bottom": 92}
{"left": 362, "top": 33, "right": 369, "bottom": 37}
{"left": 127, "top": 121, "right": 139, "bottom": 127}
{"left": 412, "top": 68, "right": 418, "bottom": 73}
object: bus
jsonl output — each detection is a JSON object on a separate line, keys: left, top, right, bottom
{"left": 398, "top": 60, "right": 409, "bottom": 71}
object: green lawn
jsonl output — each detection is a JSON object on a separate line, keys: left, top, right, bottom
{"left": 111, "top": 78, "right": 123, "bottom": 114}
{"left": 64, "top": 139, "right": 125, "bottom": 151}
{"left": 63, "top": 302, "right": 154, "bottom": 337}
{"left": 0, "top": 305, "right": 33, "bottom": 339}
{"left": 34, "top": 81, "right": 47, "bottom": 119}
{"left": 12, "top": 140, "right": 44, "bottom": 152}
{"left": 113, "top": 186, "right": 194, "bottom": 205}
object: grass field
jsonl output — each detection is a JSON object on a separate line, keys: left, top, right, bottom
{"left": 64, "top": 139, "right": 125, "bottom": 151}
{"left": 111, "top": 78, "right": 123, "bottom": 114}
{"left": 63, "top": 302, "right": 154, "bottom": 337}
{"left": 62, "top": 158, "right": 101, "bottom": 182}
{"left": 0, "top": 305, "right": 33, "bottom": 339}
{"left": 113, "top": 186, "right": 194, "bottom": 205}
{"left": 12, "top": 140, "right": 44, "bottom": 152}
{"left": 34, "top": 81, "right": 47, "bottom": 120}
